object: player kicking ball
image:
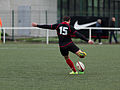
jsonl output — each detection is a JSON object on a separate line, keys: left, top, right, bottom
{"left": 32, "top": 16, "right": 93, "bottom": 74}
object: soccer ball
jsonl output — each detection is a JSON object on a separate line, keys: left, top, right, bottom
{"left": 76, "top": 61, "right": 85, "bottom": 72}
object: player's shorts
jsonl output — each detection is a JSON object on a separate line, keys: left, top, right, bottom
{"left": 59, "top": 42, "right": 79, "bottom": 56}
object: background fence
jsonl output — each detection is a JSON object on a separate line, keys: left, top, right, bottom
{"left": 0, "top": 10, "right": 120, "bottom": 44}
{"left": 1, "top": 27, "right": 120, "bottom": 44}
{"left": 0, "top": 10, "right": 57, "bottom": 39}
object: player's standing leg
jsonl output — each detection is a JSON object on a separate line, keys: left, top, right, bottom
{"left": 64, "top": 56, "right": 77, "bottom": 73}
{"left": 60, "top": 46, "right": 78, "bottom": 74}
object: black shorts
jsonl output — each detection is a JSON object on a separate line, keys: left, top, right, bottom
{"left": 60, "top": 43, "right": 79, "bottom": 56}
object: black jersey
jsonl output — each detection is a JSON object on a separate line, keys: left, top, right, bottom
{"left": 37, "top": 22, "right": 88, "bottom": 47}
{"left": 53, "top": 22, "right": 76, "bottom": 47}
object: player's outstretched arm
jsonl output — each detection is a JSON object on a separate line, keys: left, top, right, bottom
{"left": 32, "top": 22, "right": 37, "bottom": 27}
{"left": 32, "top": 22, "right": 52, "bottom": 29}
{"left": 32, "top": 22, "right": 58, "bottom": 30}
{"left": 70, "top": 26, "right": 94, "bottom": 44}
{"left": 74, "top": 31, "right": 94, "bottom": 44}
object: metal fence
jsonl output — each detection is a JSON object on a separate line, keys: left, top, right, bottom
{"left": 0, "top": 10, "right": 120, "bottom": 44}
{"left": 0, "top": 10, "right": 57, "bottom": 38}
{"left": 1, "top": 27, "right": 120, "bottom": 44}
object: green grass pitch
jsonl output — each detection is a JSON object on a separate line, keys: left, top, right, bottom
{"left": 0, "top": 44, "right": 120, "bottom": 90}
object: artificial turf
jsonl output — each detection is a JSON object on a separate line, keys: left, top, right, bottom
{"left": 0, "top": 44, "right": 120, "bottom": 90}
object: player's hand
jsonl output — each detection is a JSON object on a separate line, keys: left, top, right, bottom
{"left": 32, "top": 22, "right": 37, "bottom": 27}
{"left": 88, "top": 40, "right": 94, "bottom": 44}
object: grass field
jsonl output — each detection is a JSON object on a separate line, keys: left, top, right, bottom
{"left": 0, "top": 43, "right": 120, "bottom": 90}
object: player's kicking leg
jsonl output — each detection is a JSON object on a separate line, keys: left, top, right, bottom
{"left": 75, "top": 40, "right": 93, "bottom": 58}
{"left": 60, "top": 43, "right": 86, "bottom": 74}
{"left": 76, "top": 50, "right": 87, "bottom": 58}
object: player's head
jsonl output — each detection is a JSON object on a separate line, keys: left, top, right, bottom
{"left": 97, "top": 19, "right": 101, "bottom": 24}
{"left": 63, "top": 16, "right": 71, "bottom": 24}
{"left": 112, "top": 17, "right": 115, "bottom": 22}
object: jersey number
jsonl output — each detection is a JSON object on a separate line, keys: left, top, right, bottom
{"left": 59, "top": 26, "right": 68, "bottom": 35}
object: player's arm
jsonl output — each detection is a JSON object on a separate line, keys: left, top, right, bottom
{"left": 32, "top": 22, "right": 58, "bottom": 30}
{"left": 70, "top": 26, "right": 93, "bottom": 44}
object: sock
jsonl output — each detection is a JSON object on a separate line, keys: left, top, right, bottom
{"left": 66, "top": 58, "right": 76, "bottom": 72}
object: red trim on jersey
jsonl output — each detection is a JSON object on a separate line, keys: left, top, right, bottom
{"left": 61, "top": 22, "right": 69, "bottom": 25}
{"left": 57, "top": 32, "right": 62, "bottom": 36}
{"left": 73, "top": 31, "right": 77, "bottom": 34}
{"left": 56, "top": 22, "right": 70, "bottom": 30}
{"left": 51, "top": 24, "right": 53, "bottom": 29}
{"left": 68, "top": 25, "right": 71, "bottom": 32}
{"left": 56, "top": 24, "right": 61, "bottom": 30}
{"left": 60, "top": 41, "right": 73, "bottom": 47}
{"left": 61, "top": 22, "right": 71, "bottom": 32}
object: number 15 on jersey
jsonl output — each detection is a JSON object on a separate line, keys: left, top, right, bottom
{"left": 59, "top": 26, "right": 68, "bottom": 35}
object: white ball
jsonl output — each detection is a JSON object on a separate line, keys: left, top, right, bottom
{"left": 76, "top": 61, "right": 85, "bottom": 71}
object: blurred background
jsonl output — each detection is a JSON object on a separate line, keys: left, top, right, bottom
{"left": 0, "top": 0, "right": 120, "bottom": 43}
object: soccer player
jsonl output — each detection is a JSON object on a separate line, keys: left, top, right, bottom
{"left": 32, "top": 16, "right": 93, "bottom": 74}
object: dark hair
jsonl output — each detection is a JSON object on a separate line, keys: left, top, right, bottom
{"left": 63, "top": 16, "right": 71, "bottom": 21}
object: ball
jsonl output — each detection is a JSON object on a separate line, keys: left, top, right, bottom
{"left": 76, "top": 61, "right": 85, "bottom": 72}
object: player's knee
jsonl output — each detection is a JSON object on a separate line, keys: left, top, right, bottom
{"left": 76, "top": 50, "right": 87, "bottom": 58}
{"left": 79, "top": 55, "right": 85, "bottom": 58}
{"left": 64, "top": 56, "right": 69, "bottom": 60}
